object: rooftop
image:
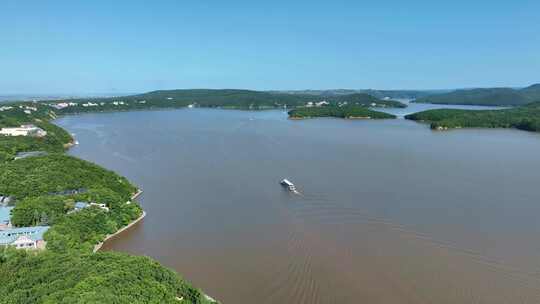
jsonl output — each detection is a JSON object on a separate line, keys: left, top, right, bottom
{"left": 14, "top": 151, "right": 48, "bottom": 160}
{"left": 0, "top": 226, "right": 49, "bottom": 245}
{"left": 74, "top": 202, "right": 89, "bottom": 209}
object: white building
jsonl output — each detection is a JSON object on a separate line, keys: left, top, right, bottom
{"left": 0, "top": 226, "right": 49, "bottom": 250}
{"left": 82, "top": 102, "right": 99, "bottom": 107}
{"left": 52, "top": 103, "right": 69, "bottom": 109}
{"left": 0, "top": 124, "right": 47, "bottom": 137}
{"left": 90, "top": 203, "right": 110, "bottom": 212}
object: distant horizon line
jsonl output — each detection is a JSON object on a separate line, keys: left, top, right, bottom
{"left": 1, "top": 83, "right": 537, "bottom": 97}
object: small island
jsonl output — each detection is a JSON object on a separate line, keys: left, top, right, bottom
{"left": 288, "top": 105, "right": 397, "bottom": 120}
{"left": 405, "top": 101, "right": 540, "bottom": 132}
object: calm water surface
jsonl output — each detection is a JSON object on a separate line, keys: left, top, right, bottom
{"left": 57, "top": 107, "right": 540, "bottom": 304}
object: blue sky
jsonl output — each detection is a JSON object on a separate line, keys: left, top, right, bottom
{"left": 1, "top": 0, "right": 539, "bottom": 93}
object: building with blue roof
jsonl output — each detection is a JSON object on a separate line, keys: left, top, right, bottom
{"left": 74, "top": 201, "right": 89, "bottom": 210}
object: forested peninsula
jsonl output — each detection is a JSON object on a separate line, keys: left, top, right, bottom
{"left": 0, "top": 104, "right": 217, "bottom": 303}
{"left": 405, "top": 101, "right": 540, "bottom": 132}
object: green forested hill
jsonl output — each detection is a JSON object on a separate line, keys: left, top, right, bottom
{"left": 413, "top": 84, "right": 540, "bottom": 106}
{"left": 520, "top": 84, "right": 540, "bottom": 101}
{"left": 0, "top": 250, "right": 214, "bottom": 304}
{"left": 273, "top": 89, "right": 443, "bottom": 99}
{"left": 128, "top": 89, "right": 312, "bottom": 108}
{"left": 0, "top": 154, "right": 136, "bottom": 200}
{"left": 405, "top": 101, "right": 540, "bottom": 132}
{"left": 55, "top": 89, "right": 405, "bottom": 113}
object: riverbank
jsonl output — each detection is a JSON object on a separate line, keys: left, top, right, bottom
{"left": 93, "top": 210, "right": 146, "bottom": 253}
{"left": 92, "top": 188, "right": 146, "bottom": 253}
{"left": 90, "top": 188, "right": 146, "bottom": 252}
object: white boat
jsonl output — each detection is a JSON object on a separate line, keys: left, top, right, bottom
{"left": 280, "top": 179, "right": 297, "bottom": 192}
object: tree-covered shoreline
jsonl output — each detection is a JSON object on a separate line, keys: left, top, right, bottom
{"left": 405, "top": 102, "right": 540, "bottom": 132}
{"left": 0, "top": 103, "right": 217, "bottom": 303}
{"left": 0, "top": 250, "right": 215, "bottom": 304}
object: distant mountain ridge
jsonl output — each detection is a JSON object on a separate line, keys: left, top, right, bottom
{"left": 272, "top": 89, "right": 447, "bottom": 100}
{"left": 413, "top": 84, "right": 540, "bottom": 106}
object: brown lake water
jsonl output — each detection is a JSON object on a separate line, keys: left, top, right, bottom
{"left": 57, "top": 108, "right": 540, "bottom": 304}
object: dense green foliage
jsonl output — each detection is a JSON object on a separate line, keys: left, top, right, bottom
{"left": 0, "top": 249, "right": 214, "bottom": 304}
{"left": 0, "top": 154, "right": 142, "bottom": 252}
{"left": 53, "top": 89, "right": 405, "bottom": 113}
{"left": 45, "top": 207, "right": 121, "bottom": 253}
{"left": 0, "top": 154, "right": 136, "bottom": 200}
{"left": 0, "top": 104, "right": 72, "bottom": 162}
{"left": 405, "top": 101, "right": 540, "bottom": 132}
{"left": 413, "top": 84, "right": 540, "bottom": 106}
{"left": 10, "top": 196, "right": 69, "bottom": 227}
{"left": 289, "top": 105, "right": 396, "bottom": 119}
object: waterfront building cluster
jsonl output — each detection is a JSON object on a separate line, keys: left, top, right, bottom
{"left": 0, "top": 206, "right": 49, "bottom": 249}
{"left": 0, "top": 124, "right": 47, "bottom": 137}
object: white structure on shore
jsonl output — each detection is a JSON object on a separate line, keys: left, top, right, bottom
{"left": 0, "top": 124, "right": 47, "bottom": 137}
{"left": 315, "top": 101, "right": 329, "bottom": 107}
{"left": 51, "top": 102, "right": 78, "bottom": 110}
{"left": 0, "top": 226, "right": 49, "bottom": 249}
{"left": 82, "top": 102, "right": 99, "bottom": 107}
{"left": 305, "top": 101, "right": 330, "bottom": 107}
{"left": 68, "top": 201, "right": 110, "bottom": 213}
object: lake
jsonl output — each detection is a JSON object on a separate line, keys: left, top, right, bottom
{"left": 57, "top": 106, "right": 540, "bottom": 304}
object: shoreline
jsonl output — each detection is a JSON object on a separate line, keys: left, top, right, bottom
{"left": 131, "top": 188, "right": 143, "bottom": 200}
{"left": 93, "top": 209, "right": 146, "bottom": 253}
{"left": 92, "top": 189, "right": 145, "bottom": 253}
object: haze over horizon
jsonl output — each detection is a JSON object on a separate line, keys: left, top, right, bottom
{"left": 2, "top": 0, "right": 539, "bottom": 94}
